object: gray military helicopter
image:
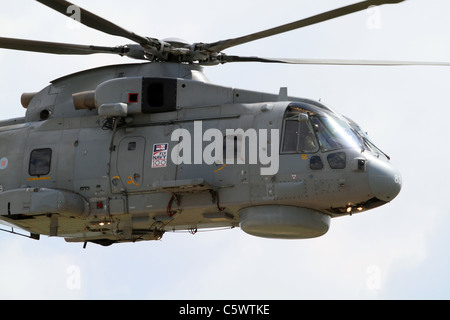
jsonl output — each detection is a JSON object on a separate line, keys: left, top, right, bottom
{"left": 0, "top": 0, "right": 444, "bottom": 247}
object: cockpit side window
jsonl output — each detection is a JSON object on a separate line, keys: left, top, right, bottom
{"left": 282, "top": 103, "right": 363, "bottom": 154}
{"left": 298, "top": 121, "right": 319, "bottom": 153}
{"left": 281, "top": 119, "right": 319, "bottom": 154}
{"left": 310, "top": 116, "right": 342, "bottom": 151}
{"left": 282, "top": 120, "right": 298, "bottom": 152}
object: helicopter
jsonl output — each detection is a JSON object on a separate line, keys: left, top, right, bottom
{"left": 0, "top": 0, "right": 446, "bottom": 247}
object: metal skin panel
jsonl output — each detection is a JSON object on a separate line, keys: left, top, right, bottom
{"left": 115, "top": 136, "right": 146, "bottom": 192}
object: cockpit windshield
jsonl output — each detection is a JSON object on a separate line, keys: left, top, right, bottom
{"left": 310, "top": 115, "right": 363, "bottom": 152}
{"left": 282, "top": 103, "right": 363, "bottom": 153}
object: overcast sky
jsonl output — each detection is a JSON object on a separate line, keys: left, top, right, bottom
{"left": 0, "top": 0, "right": 449, "bottom": 300}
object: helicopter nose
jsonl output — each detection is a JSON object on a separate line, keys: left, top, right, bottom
{"left": 367, "top": 159, "right": 402, "bottom": 202}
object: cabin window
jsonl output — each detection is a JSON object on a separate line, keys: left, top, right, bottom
{"left": 128, "top": 142, "right": 137, "bottom": 151}
{"left": 29, "top": 148, "right": 52, "bottom": 176}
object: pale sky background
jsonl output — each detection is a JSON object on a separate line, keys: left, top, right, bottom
{"left": 0, "top": 0, "right": 449, "bottom": 299}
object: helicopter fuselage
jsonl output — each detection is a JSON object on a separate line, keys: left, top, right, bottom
{"left": 0, "top": 62, "right": 401, "bottom": 246}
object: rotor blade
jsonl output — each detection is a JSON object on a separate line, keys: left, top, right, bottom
{"left": 221, "top": 55, "right": 450, "bottom": 67}
{"left": 35, "top": 0, "right": 149, "bottom": 45}
{"left": 205, "top": 0, "right": 405, "bottom": 52}
{"left": 0, "top": 37, "right": 125, "bottom": 55}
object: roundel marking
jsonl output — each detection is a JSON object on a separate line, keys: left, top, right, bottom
{"left": 0, "top": 157, "right": 8, "bottom": 170}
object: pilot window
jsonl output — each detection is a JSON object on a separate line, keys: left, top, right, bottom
{"left": 283, "top": 103, "right": 364, "bottom": 154}
{"left": 310, "top": 116, "right": 363, "bottom": 152}
{"left": 29, "top": 148, "right": 52, "bottom": 176}
{"left": 281, "top": 118, "right": 319, "bottom": 153}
